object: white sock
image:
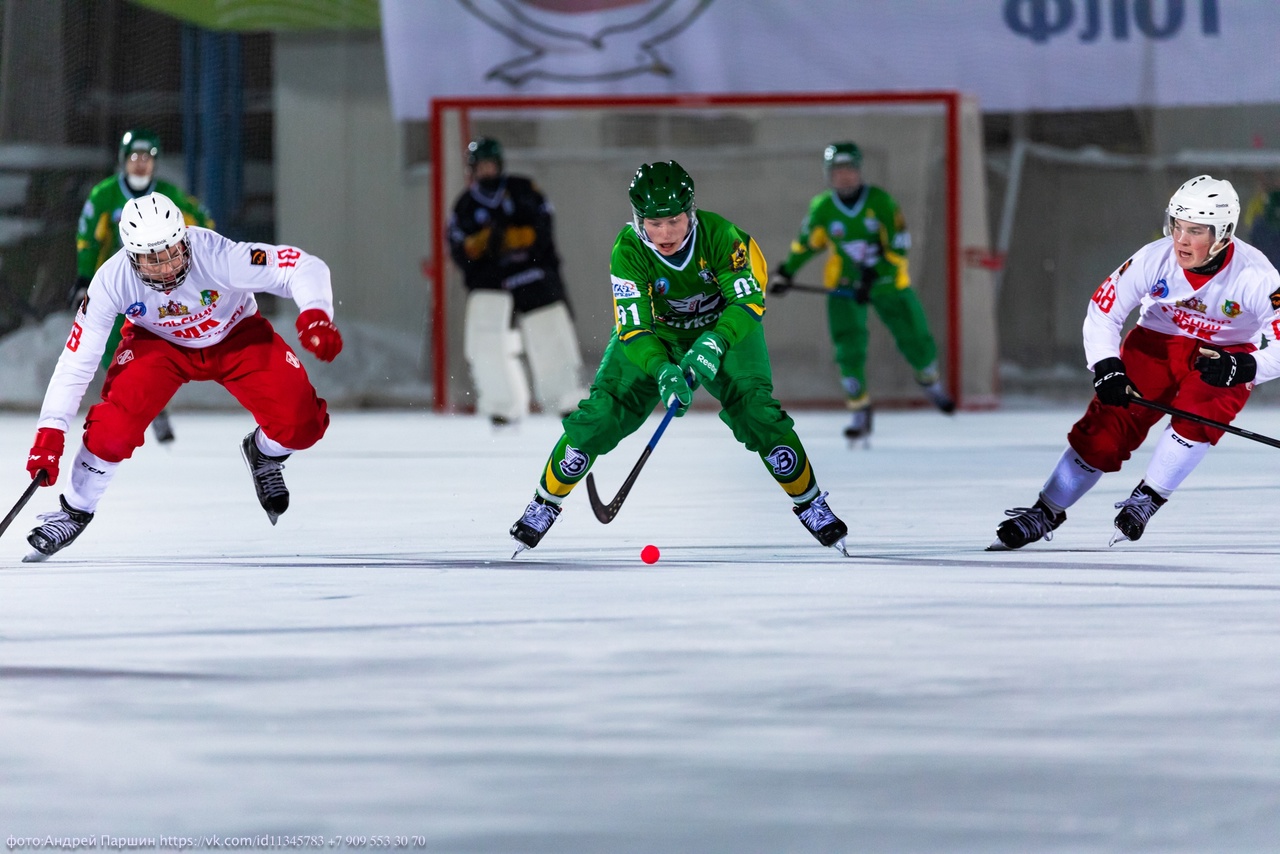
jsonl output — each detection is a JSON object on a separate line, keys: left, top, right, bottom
{"left": 64, "top": 446, "right": 119, "bottom": 513}
{"left": 1142, "top": 426, "right": 1208, "bottom": 497}
{"left": 1040, "top": 445, "right": 1103, "bottom": 511}
{"left": 255, "top": 429, "right": 295, "bottom": 458}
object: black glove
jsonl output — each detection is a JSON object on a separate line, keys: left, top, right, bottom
{"left": 853, "top": 263, "right": 879, "bottom": 306}
{"left": 1195, "top": 345, "right": 1257, "bottom": 387}
{"left": 1093, "top": 357, "right": 1138, "bottom": 407}
{"left": 768, "top": 266, "right": 793, "bottom": 296}
{"left": 67, "top": 275, "right": 90, "bottom": 310}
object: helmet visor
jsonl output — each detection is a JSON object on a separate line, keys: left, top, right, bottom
{"left": 128, "top": 237, "right": 191, "bottom": 291}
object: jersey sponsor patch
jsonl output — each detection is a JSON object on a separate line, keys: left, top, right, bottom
{"left": 653, "top": 277, "right": 669, "bottom": 295}
{"left": 125, "top": 302, "right": 146, "bottom": 318}
{"left": 200, "top": 290, "right": 220, "bottom": 306}
{"left": 116, "top": 349, "right": 134, "bottom": 366}
{"left": 1117, "top": 258, "right": 1133, "bottom": 278}
{"left": 1223, "top": 299, "right": 1242, "bottom": 318}
{"left": 1270, "top": 287, "right": 1280, "bottom": 309}
{"left": 158, "top": 301, "right": 190, "bottom": 318}
{"left": 1150, "top": 279, "right": 1169, "bottom": 299}
{"left": 765, "top": 445, "right": 798, "bottom": 477}
{"left": 611, "top": 277, "right": 640, "bottom": 299}
{"left": 250, "top": 248, "right": 269, "bottom": 266}
{"left": 78, "top": 296, "right": 89, "bottom": 316}
{"left": 730, "top": 240, "right": 748, "bottom": 272}
{"left": 285, "top": 351, "right": 301, "bottom": 369}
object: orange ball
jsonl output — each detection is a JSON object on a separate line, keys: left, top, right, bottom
{"left": 640, "top": 544, "right": 660, "bottom": 564}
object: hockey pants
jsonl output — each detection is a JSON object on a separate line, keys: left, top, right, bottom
{"left": 84, "top": 313, "right": 329, "bottom": 463}
{"left": 536, "top": 326, "right": 817, "bottom": 503}
{"left": 828, "top": 284, "right": 938, "bottom": 389}
{"left": 1067, "top": 325, "right": 1252, "bottom": 472}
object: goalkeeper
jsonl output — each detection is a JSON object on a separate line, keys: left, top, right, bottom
{"left": 769, "top": 141, "right": 954, "bottom": 442}
{"left": 73, "top": 128, "right": 215, "bottom": 444}
{"left": 508, "top": 161, "right": 850, "bottom": 557}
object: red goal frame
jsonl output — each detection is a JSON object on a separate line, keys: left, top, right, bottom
{"left": 428, "top": 91, "right": 962, "bottom": 413}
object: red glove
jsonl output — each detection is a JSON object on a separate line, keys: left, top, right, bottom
{"left": 296, "top": 309, "right": 343, "bottom": 362}
{"left": 27, "top": 428, "right": 65, "bottom": 486}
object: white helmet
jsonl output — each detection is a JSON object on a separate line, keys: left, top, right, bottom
{"left": 119, "top": 193, "right": 191, "bottom": 291}
{"left": 1164, "top": 174, "right": 1239, "bottom": 258}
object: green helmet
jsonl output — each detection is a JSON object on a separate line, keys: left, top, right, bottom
{"left": 629, "top": 160, "right": 695, "bottom": 220}
{"left": 119, "top": 128, "right": 161, "bottom": 171}
{"left": 467, "top": 136, "right": 504, "bottom": 171}
{"left": 823, "top": 141, "right": 862, "bottom": 178}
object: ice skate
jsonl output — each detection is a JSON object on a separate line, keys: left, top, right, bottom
{"left": 794, "top": 491, "right": 850, "bottom": 556}
{"left": 1109, "top": 481, "right": 1167, "bottom": 546}
{"left": 510, "top": 495, "right": 562, "bottom": 557}
{"left": 241, "top": 430, "right": 290, "bottom": 525}
{"left": 151, "top": 408, "right": 176, "bottom": 443}
{"left": 920, "top": 381, "right": 956, "bottom": 414}
{"left": 24, "top": 495, "right": 94, "bottom": 562}
{"left": 988, "top": 498, "right": 1066, "bottom": 550}
{"left": 843, "top": 400, "right": 873, "bottom": 448}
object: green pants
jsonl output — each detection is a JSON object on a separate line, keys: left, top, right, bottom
{"left": 536, "top": 325, "right": 819, "bottom": 504}
{"left": 828, "top": 284, "right": 938, "bottom": 390}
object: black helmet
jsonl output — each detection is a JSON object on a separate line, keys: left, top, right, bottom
{"left": 467, "top": 137, "right": 504, "bottom": 171}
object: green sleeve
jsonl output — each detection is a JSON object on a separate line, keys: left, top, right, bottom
{"left": 708, "top": 220, "right": 766, "bottom": 349}
{"left": 610, "top": 233, "right": 671, "bottom": 377}
{"left": 778, "top": 194, "right": 828, "bottom": 277}
{"left": 76, "top": 180, "right": 118, "bottom": 278}
{"left": 868, "top": 187, "right": 910, "bottom": 287}
{"left": 157, "top": 181, "right": 215, "bottom": 228}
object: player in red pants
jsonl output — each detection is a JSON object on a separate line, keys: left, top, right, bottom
{"left": 22, "top": 193, "right": 343, "bottom": 561}
{"left": 989, "top": 175, "right": 1280, "bottom": 549}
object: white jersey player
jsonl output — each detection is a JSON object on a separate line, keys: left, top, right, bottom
{"left": 990, "top": 174, "right": 1280, "bottom": 550}
{"left": 22, "top": 193, "right": 344, "bottom": 561}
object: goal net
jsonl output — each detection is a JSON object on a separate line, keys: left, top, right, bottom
{"left": 427, "top": 92, "right": 998, "bottom": 413}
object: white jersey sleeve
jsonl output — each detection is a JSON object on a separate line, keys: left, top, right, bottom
{"left": 35, "top": 228, "right": 336, "bottom": 432}
{"left": 1081, "top": 245, "right": 1152, "bottom": 370}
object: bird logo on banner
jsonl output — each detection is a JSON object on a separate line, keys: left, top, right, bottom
{"left": 457, "top": 0, "right": 715, "bottom": 86}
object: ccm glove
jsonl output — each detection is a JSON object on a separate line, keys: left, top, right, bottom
{"left": 1195, "top": 345, "right": 1257, "bottom": 387}
{"left": 1092, "top": 356, "right": 1138, "bottom": 407}
{"left": 27, "top": 427, "right": 65, "bottom": 485}
{"left": 655, "top": 362, "right": 693, "bottom": 416}
{"left": 296, "top": 309, "right": 344, "bottom": 362}
{"left": 679, "top": 331, "right": 728, "bottom": 388}
{"left": 767, "top": 266, "right": 793, "bottom": 296}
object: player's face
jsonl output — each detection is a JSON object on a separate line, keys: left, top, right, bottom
{"left": 125, "top": 151, "right": 155, "bottom": 182}
{"left": 471, "top": 160, "right": 501, "bottom": 182}
{"left": 1169, "top": 218, "right": 1215, "bottom": 269}
{"left": 133, "top": 242, "right": 189, "bottom": 291}
{"left": 829, "top": 164, "right": 861, "bottom": 194}
{"left": 642, "top": 212, "right": 691, "bottom": 255}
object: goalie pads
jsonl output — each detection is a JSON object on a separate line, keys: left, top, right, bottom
{"left": 518, "top": 301, "right": 587, "bottom": 416}
{"left": 464, "top": 290, "right": 530, "bottom": 422}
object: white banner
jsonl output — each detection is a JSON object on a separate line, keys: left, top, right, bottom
{"left": 380, "top": 0, "right": 1279, "bottom": 118}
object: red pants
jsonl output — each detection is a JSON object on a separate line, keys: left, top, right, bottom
{"left": 1068, "top": 325, "right": 1252, "bottom": 472}
{"left": 85, "top": 313, "right": 329, "bottom": 463}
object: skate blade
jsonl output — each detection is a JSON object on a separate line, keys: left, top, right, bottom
{"left": 986, "top": 538, "right": 1013, "bottom": 551}
{"left": 1107, "top": 528, "right": 1129, "bottom": 547}
{"left": 830, "top": 538, "right": 852, "bottom": 558}
{"left": 511, "top": 539, "right": 529, "bottom": 559}
{"left": 266, "top": 512, "right": 279, "bottom": 527}
{"left": 22, "top": 549, "right": 50, "bottom": 563}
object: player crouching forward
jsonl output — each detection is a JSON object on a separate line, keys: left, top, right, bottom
{"left": 509, "top": 161, "right": 850, "bottom": 557}
{"left": 990, "top": 175, "right": 1280, "bottom": 550}
{"left": 22, "top": 193, "right": 343, "bottom": 561}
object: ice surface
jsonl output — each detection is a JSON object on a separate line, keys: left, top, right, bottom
{"left": 1, "top": 406, "right": 1279, "bottom": 851}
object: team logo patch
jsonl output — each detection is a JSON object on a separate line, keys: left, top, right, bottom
{"left": 125, "top": 302, "right": 146, "bottom": 318}
{"left": 764, "top": 445, "right": 798, "bottom": 477}
{"left": 730, "top": 241, "right": 748, "bottom": 272}
{"left": 250, "top": 248, "right": 269, "bottom": 266}
{"left": 1175, "top": 296, "right": 1207, "bottom": 313}
{"left": 1270, "top": 287, "right": 1280, "bottom": 310}
{"left": 653, "top": 277, "right": 670, "bottom": 296}
{"left": 830, "top": 221, "right": 845, "bottom": 239}
{"left": 200, "top": 290, "right": 220, "bottom": 306}
{"left": 1222, "top": 299, "right": 1242, "bottom": 318}
{"left": 115, "top": 350, "right": 134, "bottom": 366}
{"left": 1117, "top": 258, "right": 1133, "bottom": 278}
{"left": 158, "top": 301, "right": 189, "bottom": 318}
{"left": 285, "top": 351, "right": 301, "bottom": 369}
{"left": 611, "top": 277, "right": 640, "bottom": 299}
{"left": 559, "top": 445, "right": 589, "bottom": 479}
{"left": 1150, "top": 279, "right": 1169, "bottom": 299}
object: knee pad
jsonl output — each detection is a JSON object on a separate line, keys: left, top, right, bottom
{"left": 83, "top": 401, "right": 148, "bottom": 463}
{"left": 519, "top": 302, "right": 587, "bottom": 414}
{"left": 266, "top": 400, "right": 330, "bottom": 452}
{"left": 464, "top": 290, "right": 529, "bottom": 420}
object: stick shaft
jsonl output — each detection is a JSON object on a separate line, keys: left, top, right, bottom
{"left": 0, "top": 471, "right": 47, "bottom": 539}
{"left": 1130, "top": 396, "right": 1280, "bottom": 450}
{"left": 585, "top": 399, "right": 680, "bottom": 524}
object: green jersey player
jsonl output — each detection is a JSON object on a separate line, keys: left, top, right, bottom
{"left": 72, "top": 129, "right": 215, "bottom": 443}
{"left": 509, "top": 161, "right": 850, "bottom": 556}
{"left": 769, "top": 142, "right": 954, "bottom": 442}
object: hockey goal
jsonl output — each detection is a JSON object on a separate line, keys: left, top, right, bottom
{"left": 427, "top": 92, "right": 998, "bottom": 413}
